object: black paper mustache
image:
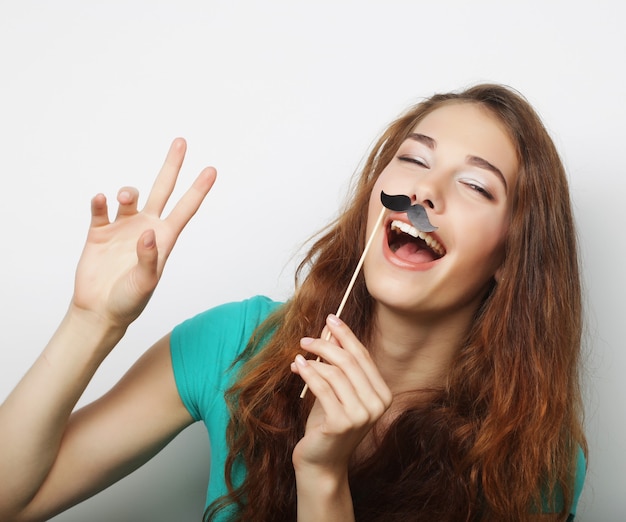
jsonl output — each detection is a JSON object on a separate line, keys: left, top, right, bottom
{"left": 380, "top": 191, "right": 437, "bottom": 232}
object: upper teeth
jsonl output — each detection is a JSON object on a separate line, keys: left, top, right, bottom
{"left": 391, "top": 220, "right": 445, "bottom": 256}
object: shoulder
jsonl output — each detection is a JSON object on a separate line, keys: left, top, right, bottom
{"left": 169, "top": 296, "right": 284, "bottom": 420}
{"left": 174, "top": 295, "right": 282, "bottom": 331}
{"left": 173, "top": 295, "right": 283, "bottom": 342}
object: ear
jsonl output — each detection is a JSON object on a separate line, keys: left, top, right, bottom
{"left": 494, "top": 265, "right": 504, "bottom": 283}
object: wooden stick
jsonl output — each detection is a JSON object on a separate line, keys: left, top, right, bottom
{"left": 300, "top": 206, "right": 387, "bottom": 398}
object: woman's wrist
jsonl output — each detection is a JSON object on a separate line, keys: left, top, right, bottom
{"left": 295, "top": 463, "right": 354, "bottom": 521}
{"left": 48, "top": 304, "right": 128, "bottom": 365}
{"left": 295, "top": 462, "right": 347, "bottom": 492}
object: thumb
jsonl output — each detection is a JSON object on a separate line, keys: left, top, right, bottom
{"left": 134, "top": 229, "right": 159, "bottom": 295}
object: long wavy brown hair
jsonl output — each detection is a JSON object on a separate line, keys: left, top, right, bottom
{"left": 204, "top": 84, "right": 586, "bottom": 521}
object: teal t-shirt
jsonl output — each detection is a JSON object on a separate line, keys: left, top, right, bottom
{"left": 170, "top": 296, "right": 586, "bottom": 519}
{"left": 170, "top": 295, "right": 282, "bottom": 517}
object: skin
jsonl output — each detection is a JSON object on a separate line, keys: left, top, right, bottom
{"left": 0, "top": 139, "right": 214, "bottom": 521}
{"left": 0, "top": 104, "right": 521, "bottom": 521}
{"left": 291, "top": 103, "right": 519, "bottom": 520}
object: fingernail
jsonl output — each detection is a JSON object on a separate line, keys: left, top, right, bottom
{"left": 119, "top": 190, "right": 131, "bottom": 201}
{"left": 300, "top": 337, "right": 314, "bottom": 346}
{"left": 327, "top": 314, "right": 342, "bottom": 326}
{"left": 143, "top": 230, "right": 155, "bottom": 248}
{"left": 295, "top": 354, "right": 308, "bottom": 367}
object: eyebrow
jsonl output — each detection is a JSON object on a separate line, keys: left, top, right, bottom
{"left": 466, "top": 155, "right": 508, "bottom": 192}
{"left": 406, "top": 132, "right": 507, "bottom": 192}
{"left": 407, "top": 132, "right": 436, "bottom": 149}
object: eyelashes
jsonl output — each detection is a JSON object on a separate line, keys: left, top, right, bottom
{"left": 399, "top": 156, "right": 428, "bottom": 168}
{"left": 459, "top": 180, "right": 494, "bottom": 200}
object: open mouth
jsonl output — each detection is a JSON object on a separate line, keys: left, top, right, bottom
{"left": 387, "top": 219, "right": 446, "bottom": 263}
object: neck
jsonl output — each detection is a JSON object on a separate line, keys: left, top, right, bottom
{"left": 369, "top": 302, "right": 476, "bottom": 396}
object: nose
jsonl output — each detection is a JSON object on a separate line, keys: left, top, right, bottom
{"left": 411, "top": 194, "right": 435, "bottom": 209}
{"left": 409, "top": 173, "right": 443, "bottom": 213}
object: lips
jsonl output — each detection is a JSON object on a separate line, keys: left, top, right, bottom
{"left": 385, "top": 217, "right": 446, "bottom": 266}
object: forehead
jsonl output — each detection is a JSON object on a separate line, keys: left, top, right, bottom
{"left": 410, "top": 102, "right": 519, "bottom": 184}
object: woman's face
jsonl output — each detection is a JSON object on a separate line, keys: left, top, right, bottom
{"left": 364, "top": 102, "right": 518, "bottom": 319}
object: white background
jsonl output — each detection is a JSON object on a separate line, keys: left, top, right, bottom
{"left": 0, "top": 1, "right": 624, "bottom": 520}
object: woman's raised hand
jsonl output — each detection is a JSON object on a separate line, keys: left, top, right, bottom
{"left": 72, "top": 138, "right": 216, "bottom": 330}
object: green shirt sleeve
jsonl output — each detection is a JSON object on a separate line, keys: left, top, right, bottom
{"left": 169, "top": 295, "right": 283, "bottom": 513}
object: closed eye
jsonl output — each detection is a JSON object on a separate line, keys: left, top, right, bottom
{"left": 461, "top": 181, "right": 494, "bottom": 200}
{"left": 398, "top": 155, "right": 429, "bottom": 168}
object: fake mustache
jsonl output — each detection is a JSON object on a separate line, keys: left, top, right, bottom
{"left": 380, "top": 191, "right": 437, "bottom": 232}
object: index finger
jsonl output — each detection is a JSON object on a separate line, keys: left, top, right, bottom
{"left": 164, "top": 166, "right": 217, "bottom": 233}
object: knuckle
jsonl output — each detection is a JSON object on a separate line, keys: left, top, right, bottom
{"left": 310, "top": 375, "right": 333, "bottom": 396}
{"left": 381, "top": 389, "right": 393, "bottom": 408}
{"left": 332, "top": 418, "right": 352, "bottom": 434}
{"left": 324, "top": 365, "right": 342, "bottom": 381}
{"left": 370, "top": 398, "right": 388, "bottom": 419}
{"left": 332, "top": 349, "right": 353, "bottom": 368}
{"left": 349, "top": 406, "right": 371, "bottom": 427}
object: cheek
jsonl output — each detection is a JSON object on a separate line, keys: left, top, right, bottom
{"left": 372, "top": 166, "right": 404, "bottom": 195}
{"left": 451, "top": 204, "right": 509, "bottom": 269}
{"left": 460, "top": 227, "right": 507, "bottom": 273}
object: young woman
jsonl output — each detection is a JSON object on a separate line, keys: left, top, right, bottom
{"left": 0, "top": 84, "right": 586, "bottom": 521}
